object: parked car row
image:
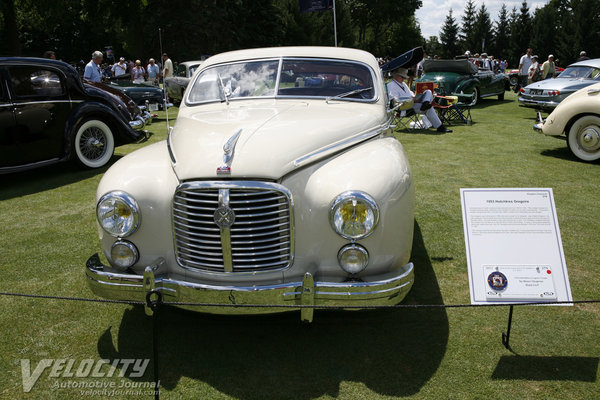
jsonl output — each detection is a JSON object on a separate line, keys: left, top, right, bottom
{"left": 0, "top": 57, "right": 152, "bottom": 173}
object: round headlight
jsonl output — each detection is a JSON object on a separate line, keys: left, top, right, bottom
{"left": 330, "top": 191, "right": 379, "bottom": 240}
{"left": 338, "top": 244, "right": 369, "bottom": 274}
{"left": 110, "top": 240, "right": 139, "bottom": 269}
{"left": 97, "top": 191, "right": 140, "bottom": 238}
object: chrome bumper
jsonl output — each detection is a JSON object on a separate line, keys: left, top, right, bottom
{"left": 129, "top": 111, "right": 153, "bottom": 130}
{"left": 85, "top": 254, "right": 414, "bottom": 322}
{"left": 533, "top": 111, "right": 545, "bottom": 132}
{"left": 518, "top": 97, "right": 559, "bottom": 111}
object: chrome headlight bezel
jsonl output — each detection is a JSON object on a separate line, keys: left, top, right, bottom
{"left": 329, "top": 191, "right": 380, "bottom": 240}
{"left": 97, "top": 191, "right": 141, "bottom": 238}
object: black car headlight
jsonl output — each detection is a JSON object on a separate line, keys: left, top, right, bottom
{"left": 97, "top": 191, "right": 140, "bottom": 238}
{"left": 329, "top": 191, "right": 379, "bottom": 240}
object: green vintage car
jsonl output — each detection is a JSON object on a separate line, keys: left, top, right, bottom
{"left": 415, "top": 59, "right": 509, "bottom": 105}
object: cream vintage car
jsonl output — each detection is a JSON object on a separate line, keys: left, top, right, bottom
{"left": 85, "top": 47, "right": 415, "bottom": 321}
{"left": 534, "top": 81, "right": 600, "bottom": 161}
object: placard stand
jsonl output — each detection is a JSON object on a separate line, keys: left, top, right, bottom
{"left": 501, "top": 305, "right": 514, "bottom": 350}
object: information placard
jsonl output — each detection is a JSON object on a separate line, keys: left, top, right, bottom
{"left": 460, "top": 188, "right": 572, "bottom": 305}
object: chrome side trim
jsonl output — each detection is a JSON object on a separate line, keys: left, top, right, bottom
{"left": 293, "top": 124, "right": 387, "bottom": 167}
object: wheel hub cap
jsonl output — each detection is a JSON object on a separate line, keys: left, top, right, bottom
{"left": 579, "top": 126, "right": 600, "bottom": 152}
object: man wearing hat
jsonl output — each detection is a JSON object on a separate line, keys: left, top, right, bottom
{"left": 541, "top": 55, "right": 555, "bottom": 80}
{"left": 112, "top": 57, "right": 128, "bottom": 78}
{"left": 387, "top": 67, "right": 452, "bottom": 133}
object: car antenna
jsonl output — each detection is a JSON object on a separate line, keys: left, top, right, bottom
{"left": 159, "top": 28, "right": 170, "bottom": 132}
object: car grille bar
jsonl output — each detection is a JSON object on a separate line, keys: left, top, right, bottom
{"left": 173, "top": 181, "right": 294, "bottom": 272}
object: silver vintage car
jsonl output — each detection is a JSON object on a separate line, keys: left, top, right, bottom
{"left": 85, "top": 47, "right": 415, "bottom": 322}
{"left": 519, "top": 58, "right": 600, "bottom": 111}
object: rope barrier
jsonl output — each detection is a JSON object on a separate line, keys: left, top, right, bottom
{"left": 1, "top": 289, "right": 599, "bottom": 397}
{"left": 0, "top": 291, "right": 598, "bottom": 309}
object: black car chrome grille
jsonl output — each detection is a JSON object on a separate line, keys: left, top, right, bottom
{"left": 173, "top": 182, "right": 293, "bottom": 272}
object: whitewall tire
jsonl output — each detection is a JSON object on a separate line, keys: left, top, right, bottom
{"left": 567, "top": 115, "right": 600, "bottom": 162}
{"left": 73, "top": 119, "right": 115, "bottom": 168}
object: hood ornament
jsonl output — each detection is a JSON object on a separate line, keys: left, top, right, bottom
{"left": 217, "top": 129, "right": 242, "bottom": 175}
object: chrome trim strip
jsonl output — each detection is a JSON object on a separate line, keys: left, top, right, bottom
{"left": 218, "top": 189, "right": 233, "bottom": 272}
{"left": 293, "top": 124, "right": 386, "bottom": 167}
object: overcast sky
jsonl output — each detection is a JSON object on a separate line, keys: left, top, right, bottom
{"left": 415, "top": 0, "right": 549, "bottom": 41}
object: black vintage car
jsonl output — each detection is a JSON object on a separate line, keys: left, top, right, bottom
{"left": 0, "top": 57, "right": 152, "bottom": 173}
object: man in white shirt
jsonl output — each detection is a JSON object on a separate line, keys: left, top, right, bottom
{"left": 517, "top": 48, "right": 533, "bottom": 90}
{"left": 112, "top": 57, "right": 127, "bottom": 78}
{"left": 387, "top": 68, "right": 451, "bottom": 133}
{"left": 162, "top": 53, "right": 173, "bottom": 79}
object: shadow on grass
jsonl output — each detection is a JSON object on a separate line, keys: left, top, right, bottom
{"left": 97, "top": 221, "right": 449, "bottom": 398}
{"left": 492, "top": 355, "right": 598, "bottom": 381}
{"left": 0, "top": 155, "right": 122, "bottom": 201}
{"left": 541, "top": 146, "right": 600, "bottom": 164}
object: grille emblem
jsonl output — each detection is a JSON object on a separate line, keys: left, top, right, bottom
{"left": 214, "top": 206, "right": 235, "bottom": 228}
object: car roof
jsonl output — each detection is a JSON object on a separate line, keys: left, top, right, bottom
{"left": 568, "top": 58, "right": 600, "bottom": 68}
{"left": 200, "top": 47, "right": 379, "bottom": 71}
{"left": 180, "top": 60, "right": 204, "bottom": 67}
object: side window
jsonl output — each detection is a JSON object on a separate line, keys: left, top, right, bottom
{"left": 9, "top": 67, "right": 64, "bottom": 97}
{"left": 176, "top": 65, "right": 187, "bottom": 77}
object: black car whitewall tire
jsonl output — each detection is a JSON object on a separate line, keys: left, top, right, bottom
{"left": 73, "top": 119, "right": 115, "bottom": 168}
{"left": 567, "top": 115, "right": 600, "bottom": 162}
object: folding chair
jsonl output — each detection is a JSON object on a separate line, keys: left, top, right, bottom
{"left": 392, "top": 100, "right": 429, "bottom": 131}
{"left": 435, "top": 93, "right": 474, "bottom": 125}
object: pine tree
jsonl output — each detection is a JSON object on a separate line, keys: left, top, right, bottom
{"left": 439, "top": 9, "right": 460, "bottom": 58}
{"left": 493, "top": 4, "right": 510, "bottom": 60}
{"left": 460, "top": 0, "right": 478, "bottom": 54}
{"left": 473, "top": 4, "right": 493, "bottom": 54}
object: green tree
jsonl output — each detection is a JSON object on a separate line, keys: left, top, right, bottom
{"left": 439, "top": 9, "right": 460, "bottom": 59}
{"left": 510, "top": 1, "right": 532, "bottom": 63}
{"left": 473, "top": 3, "right": 493, "bottom": 54}
{"left": 459, "top": 0, "right": 478, "bottom": 54}
{"left": 492, "top": 4, "right": 510, "bottom": 60}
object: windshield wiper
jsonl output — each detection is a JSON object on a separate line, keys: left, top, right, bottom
{"left": 216, "top": 73, "right": 230, "bottom": 105}
{"left": 326, "top": 87, "right": 373, "bottom": 103}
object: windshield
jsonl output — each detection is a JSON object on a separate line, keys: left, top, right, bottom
{"left": 558, "top": 66, "right": 600, "bottom": 79}
{"left": 187, "top": 58, "right": 376, "bottom": 104}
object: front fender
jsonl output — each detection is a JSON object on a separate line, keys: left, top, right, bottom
{"left": 96, "top": 141, "right": 180, "bottom": 268}
{"left": 281, "top": 137, "right": 414, "bottom": 279}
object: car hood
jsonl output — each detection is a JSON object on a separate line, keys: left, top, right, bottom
{"left": 170, "top": 100, "right": 385, "bottom": 181}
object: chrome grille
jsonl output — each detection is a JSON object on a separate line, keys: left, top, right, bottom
{"left": 173, "top": 182, "right": 293, "bottom": 272}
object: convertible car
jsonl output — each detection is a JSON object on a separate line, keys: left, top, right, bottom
{"left": 85, "top": 46, "right": 416, "bottom": 322}
{"left": 519, "top": 58, "right": 600, "bottom": 111}
{"left": 0, "top": 57, "right": 151, "bottom": 173}
{"left": 415, "top": 59, "right": 508, "bottom": 105}
{"left": 534, "top": 82, "right": 600, "bottom": 162}
{"left": 105, "top": 80, "right": 169, "bottom": 112}
{"left": 165, "top": 60, "right": 205, "bottom": 105}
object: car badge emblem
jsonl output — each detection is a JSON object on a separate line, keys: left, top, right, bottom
{"left": 487, "top": 271, "right": 508, "bottom": 291}
{"left": 217, "top": 129, "right": 242, "bottom": 175}
{"left": 214, "top": 206, "right": 235, "bottom": 228}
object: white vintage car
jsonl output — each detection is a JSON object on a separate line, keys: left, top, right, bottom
{"left": 86, "top": 47, "right": 415, "bottom": 321}
{"left": 534, "top": 82, "right": 600, "bottom": 161}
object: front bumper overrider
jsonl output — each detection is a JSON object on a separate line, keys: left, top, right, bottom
{"left": 86, "top": 254, "right": 414, "bottom": 322}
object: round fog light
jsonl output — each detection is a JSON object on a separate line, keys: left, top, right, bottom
{"left": 110, "top": 241, "right": 139, "bottom": 269}
{"left": 338, "top": 244, "right": 369, "bottom": 274}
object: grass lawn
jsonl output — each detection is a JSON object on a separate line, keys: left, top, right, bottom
{"left": 0, "top": 91, "right": 598, "bottom": 399}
